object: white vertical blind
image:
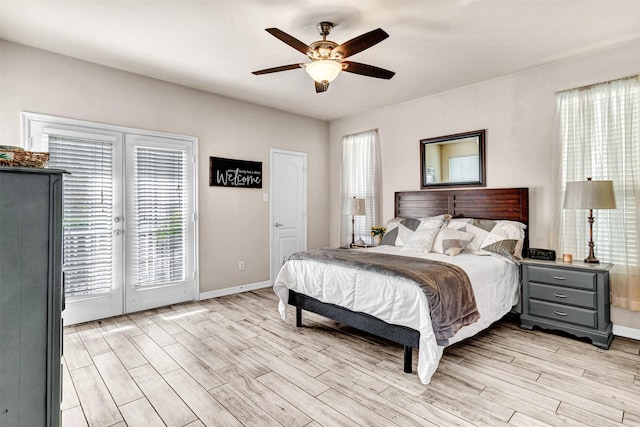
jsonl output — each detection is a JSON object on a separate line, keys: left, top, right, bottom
{"left": 133, "top": 146, "right": 187, "bottom": 287}
{"left": 48, "top": 135, "right": 114, "bottom": 297}
{"left": 341, "top": 129, "right": 381, "bottom": 245}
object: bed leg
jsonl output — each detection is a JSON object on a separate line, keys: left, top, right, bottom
{"left": 295, "top": 306, "right": 302, "bottom": 327}
{"left": 403, "top": 346, "right": 413, "bottom": 373}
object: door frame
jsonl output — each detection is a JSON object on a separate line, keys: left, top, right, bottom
{"left": 22, "top": 112, "right": 200, "bottom": 322}
{"left": 269, "top": 148, "right": 307, "bottom": 284}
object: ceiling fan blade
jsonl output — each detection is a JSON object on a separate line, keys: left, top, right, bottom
{"left": 266, "top": 28, "right": 312, "bottom": 56}
{"left": 331, "top": 28, "right": 389, "bottom": 59}
{"left": 315, "top": 81, "right": 329, "bottom": 93}
{"left": 252, "top": 64, "right": 304, "bottom": 75}
{"left": 341, "top": 61, "right": 395, "bottom": 79}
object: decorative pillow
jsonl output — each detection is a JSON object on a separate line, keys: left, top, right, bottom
{"left": 380, "top": 217, "right": 422, "bottom": 246}
{"left": 446, "top": 218, "right": 494, "bottom": 253}
{"left": 496, "top": 220, "right": 527, "bottom": 259}
{"left": 400, "top": 227, "right": 441, "bottom": 253}
{"left": 447, "top": 218, "right": 522, "bottom": 258}
{"left": 482, "top": 236, "right": 518, "bottom": 258}
{"left": 475, "top": 220, "right": 518, "bottom": 257}
{"left": 431, "top": 228, "right": 474, "bottom": 256}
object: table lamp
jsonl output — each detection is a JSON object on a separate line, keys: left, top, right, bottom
{"left": 563, "top": 178, "right": 616, "bottom": 263}
{"left": 344, "top": 196, "right": 366, "bottom": 247}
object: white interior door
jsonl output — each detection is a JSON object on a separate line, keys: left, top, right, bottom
{"left": 270, "top": 149, "right": 307, "bottom": 283}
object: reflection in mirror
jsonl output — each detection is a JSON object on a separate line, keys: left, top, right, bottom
{"left": 420, "top": 130, "right": 486, "bottom": 189}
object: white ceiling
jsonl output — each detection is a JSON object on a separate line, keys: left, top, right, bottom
{"left": 1, "top": 1, "right": 639, "bottom": 121}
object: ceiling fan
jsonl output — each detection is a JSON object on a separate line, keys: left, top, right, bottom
{"left": 252, "top": 22, "right": 395, "bottom": 93}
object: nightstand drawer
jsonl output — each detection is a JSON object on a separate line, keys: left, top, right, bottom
{"left": 529, "top": 299, "right": 597, "bottom": 328}
{"left": 528, "top": 266, "right": 596, "bottom": 290}
{"left": 528, "top": 282, "right": 597, "bottom": 309}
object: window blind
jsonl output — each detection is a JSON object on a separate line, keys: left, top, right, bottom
{"left": 449, "top": 155, "right": 479, "bottom": 182}
{"left": 133, "top": 146, "right": 187, "bottom": 287}
{"left": 48, "top": 135, "right": 114, "bottom": 297}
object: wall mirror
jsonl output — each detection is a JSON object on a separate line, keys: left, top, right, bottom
{"left": 420, "top": 129, "right": 486, "bottom": 189}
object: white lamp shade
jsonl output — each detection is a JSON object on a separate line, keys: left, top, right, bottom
{"left": 305, "top": 60, "right": 342, "bottom": 83}
{"left": 344, "top": 197, "right": 366, "bottom": 215}
{"left": 563, "top": 180, "right": 617, "bottom": 209}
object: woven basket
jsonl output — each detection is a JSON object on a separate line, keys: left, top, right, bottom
{"left": 0, "top": 149, "right": 50, "bottom": 168}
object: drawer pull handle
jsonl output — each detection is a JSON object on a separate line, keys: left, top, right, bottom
{"left": 554, "top": 311, "right": 568, "bottom": 316}
{"left": 552, "top": 276, "right": 567, "bottom": 280}
{"left": 553, "top": 293, "right": 568, "bottom": 298}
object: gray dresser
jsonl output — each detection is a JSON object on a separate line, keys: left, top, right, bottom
{"left": 0, "top": 166, "right": 65, "bottom": 427}
{"left": 520, "top": 258, "right": 613, "bottom": 349}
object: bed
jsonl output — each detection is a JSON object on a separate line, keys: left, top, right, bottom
{"left": 273, "top": 187, "right": 529, "bottom": 384}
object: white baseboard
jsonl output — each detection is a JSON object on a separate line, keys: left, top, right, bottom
{"left": 199, "top": 280, "right": 272, "bottom": 301}
{"left": 613, "top": 324, "right": 640, "bottom": 341}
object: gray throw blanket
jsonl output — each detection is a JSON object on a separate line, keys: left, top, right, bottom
{"left": 287, "top": 248, "right": 480, "bottom": 345}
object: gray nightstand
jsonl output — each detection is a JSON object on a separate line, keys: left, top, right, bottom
{"left": 520, "top": 258, "right": 613, "bottom": 349}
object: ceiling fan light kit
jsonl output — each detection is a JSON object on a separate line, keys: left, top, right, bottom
{"left": 252, "top": 21, "right": 395, "bottom": 93}
{"left": 305, "top": 60, "right": 342, "bottom": 83}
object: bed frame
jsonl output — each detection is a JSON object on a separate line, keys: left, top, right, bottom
{"left": 289, "top": 187, "right": 529, "bottom": 374}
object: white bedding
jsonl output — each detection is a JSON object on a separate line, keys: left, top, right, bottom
{"left": 273, "top": 245, "right": 520, "bottom": 384}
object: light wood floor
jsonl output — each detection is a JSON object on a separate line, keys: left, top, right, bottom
{"left": 62, "top": 288, "right": 640, "bottom": 427}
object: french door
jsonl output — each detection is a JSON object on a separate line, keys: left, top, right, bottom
{"left": 124, "top": 134, "right": 195, "bottom": 313}
{"left": 27, "top": 115, "right": 196, "bottom": 325}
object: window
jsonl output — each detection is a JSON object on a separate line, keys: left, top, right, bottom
{"left": 556, "top": 75, "right": 640, "bottom": 311}
{"left": 341, "top": 130, "right": 381, "bottom": 245}
{"left": 448, "top": 155, "right": 479, "bottom": 182}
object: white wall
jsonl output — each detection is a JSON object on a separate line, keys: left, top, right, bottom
{"left": 328, "top": 40, "right": 640, "bottom": 330}
{"left": 0, "top": 40, "right": 330, "bottom": 294}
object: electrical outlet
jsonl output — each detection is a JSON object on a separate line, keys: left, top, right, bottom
{"left": 238, "top": 261, "right": 245, "bottom": 271}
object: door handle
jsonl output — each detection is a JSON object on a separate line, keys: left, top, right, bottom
{"left": 113, "top": 229, "right": 124, "bottom": 236}
{"left": 275, "top": 222, "right": 283, "bottom": 227}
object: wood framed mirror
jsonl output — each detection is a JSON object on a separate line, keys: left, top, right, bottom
{"left": 420, "top": 129, "right": 486, "bottom": 189}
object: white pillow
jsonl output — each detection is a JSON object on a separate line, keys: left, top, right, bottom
{"left": 401, "top": 227, "right": 441, "bottom": 253}
{"left": 496, "top": 220, "right": 527, "bottom": 259}
{"left": 419, "top": 213, "right": 452, "bottom": 222}
{"left": 431, "top": 228, "right": 474, "bottom": 256}
{"left": 419, "top": 218, "right": 446, "bottom": 229}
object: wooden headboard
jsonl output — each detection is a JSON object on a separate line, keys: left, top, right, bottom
{"left": 395, "top": 187, "right": 529, "bottom": 252}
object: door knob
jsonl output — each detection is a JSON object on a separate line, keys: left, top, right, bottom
{"left": 275, "top": 222, "right": 283, "bottom": 227}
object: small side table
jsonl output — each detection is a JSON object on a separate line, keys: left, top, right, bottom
{"left": 520, "top": 258, "right": 613, "bottom": 349}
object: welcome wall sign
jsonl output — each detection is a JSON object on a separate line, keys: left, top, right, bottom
{"left": 209, "top": 156, "right": 262, "bottom": 188}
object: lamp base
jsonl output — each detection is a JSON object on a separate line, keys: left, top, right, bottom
{"left": 585, "top": 212, "right": 600, "bottom": 263}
